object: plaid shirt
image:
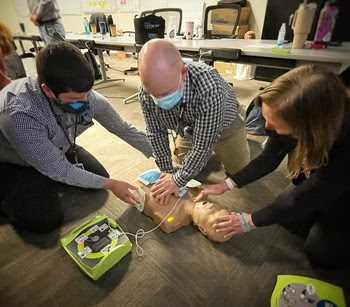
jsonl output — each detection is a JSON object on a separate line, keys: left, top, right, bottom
{"left": 0, "top": 77, "right": 152, "bottom": 189}
{"left": 140, "top": 62, "right": 238, "bottom": 187}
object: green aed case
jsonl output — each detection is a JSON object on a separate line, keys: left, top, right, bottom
{"left": 61, "top": 214, "right": 132, "bottom": 280}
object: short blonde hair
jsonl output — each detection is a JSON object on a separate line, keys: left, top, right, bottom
{"left": 0, "top": 22, "right": 14, "bottom": 56}
{"left": 255, "top": 65, "right": 347, "bottom": 177}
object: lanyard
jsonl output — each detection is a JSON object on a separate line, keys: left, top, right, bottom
{"left": 49, "top": 100, "right": 80, "bottom": 164}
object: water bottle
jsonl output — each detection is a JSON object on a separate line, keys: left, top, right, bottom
{"left": 83, "top": 17, "right": 90, "bottom": 35}
{"left": 276, "top": 23, "right": 286, "bottom": 47}
{"left": 313, "top": 0, "right": 339, "bottom": 44}
{"left": 167, "top": 16, "right": 177, "bottom": 39}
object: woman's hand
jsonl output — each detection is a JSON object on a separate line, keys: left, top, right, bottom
{"left": 193, "top": 181, "right": 229, "bottom": 202}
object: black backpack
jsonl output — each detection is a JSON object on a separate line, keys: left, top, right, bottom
{"left": 5, "top": 50, "right": 26, "bottom": 80}
{"left": 134, "top": 14, "right": 165, "bottom": 44}
{"left": 84, "top": 50, "right": 102, "bottom": 81}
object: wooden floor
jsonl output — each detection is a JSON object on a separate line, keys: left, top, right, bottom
{"left": 0, "top": 55, "right": 349, "bottom": 306}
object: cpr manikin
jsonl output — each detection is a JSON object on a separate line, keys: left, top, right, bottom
{"left": 133, "top": 180, "right": 231, "bottom": 243}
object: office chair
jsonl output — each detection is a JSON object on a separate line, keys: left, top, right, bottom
{"left": 203, "top": 4, "right": 241, "bottom": 39}
{"left": 123, "top": 8, "right": 182, "bottom": 104}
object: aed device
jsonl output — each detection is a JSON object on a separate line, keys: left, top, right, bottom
{"left": 60, "top": 214, "right": 132, "bottom": 280}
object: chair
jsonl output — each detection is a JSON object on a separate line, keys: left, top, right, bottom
{"left": 123, "top": 8, "right": 182, "bottom": 104}
{"left": 203, "top": 4, "right": 241, "bottom": 39}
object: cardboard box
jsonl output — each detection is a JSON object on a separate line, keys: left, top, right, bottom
{"left": 238, "top": 7, "right": 251, "bottom": 26}
{"left": 235, "top": 24, "right": 250, "bottom": 39}
{"left": 211, "top": 8, "right": 239, "bottom": 35}
{"left": 214, "top": 61, "right": 237, "bottom": 75}
{"left": 212, "top": 24, "right": 235, "bottom": 36}
{"left": 211, "top": 8, "right": 240, "bottom": 26}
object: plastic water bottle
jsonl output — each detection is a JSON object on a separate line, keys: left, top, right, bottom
{"left": 83, "top": 17, "right": 90, "bottom": 35}
{"left": 167, "top": 16, "right": 177, "bottom": 39}
{"left": 313, "top": 0, "right": 339, "bottom": 44}
{"left": 277, "top": 23, "right": 286, "bottom": 47}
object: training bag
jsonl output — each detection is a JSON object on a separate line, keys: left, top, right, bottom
{"left": 134, "top": 14, "right": 165, "bottom": 44}
{"left": 84, "top": 50, "right": 102, "bottom": 81}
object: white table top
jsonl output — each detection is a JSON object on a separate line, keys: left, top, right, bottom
{"left": 14, "top": 32, "right": 350, "bottom": 71}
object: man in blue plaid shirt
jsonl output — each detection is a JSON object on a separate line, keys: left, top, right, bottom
{"left": 138, "top": 39, "right": 250, "bottom": 205}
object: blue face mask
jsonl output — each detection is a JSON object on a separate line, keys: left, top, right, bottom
{"left": 138, "top": 169, "right": 161, "bottom": 185}
{"left": 54, "top": 98, "right": 91, "bottom": 116}
{"left": 150, "top": 75, "right": 183, "bottom": 110}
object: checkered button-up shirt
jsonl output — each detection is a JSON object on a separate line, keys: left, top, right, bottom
{"left": 140, "top": 62, "right": 238, "bottom": 187}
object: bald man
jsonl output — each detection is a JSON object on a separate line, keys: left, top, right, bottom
{"left": 138, "top": 39, "right": 250, "bottom": 205}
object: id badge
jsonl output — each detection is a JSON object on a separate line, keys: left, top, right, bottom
{"left": 74, "top": 163, "right": 85, "bottom": 170}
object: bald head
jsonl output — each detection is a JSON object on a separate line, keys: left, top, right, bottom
{"left": 138, "top": 39, "right": 186, "bottom": 97}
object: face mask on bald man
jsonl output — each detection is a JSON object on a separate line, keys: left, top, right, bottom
{"left": 150, "top": 74, "right": 183, "bottom": 110}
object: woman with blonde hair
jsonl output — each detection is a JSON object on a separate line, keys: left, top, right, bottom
{"left": 0, "top": 22, "right": 14, "bottom": 89}
{"left": 195, "top": 65, "right": 350, "bottom": 268}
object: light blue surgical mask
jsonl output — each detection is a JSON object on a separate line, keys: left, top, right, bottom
{"left": 138, "top": 169, "right": 161, "bottom": 185}
{"left": 150, "top": 75, "right": 183, "bottom": 110}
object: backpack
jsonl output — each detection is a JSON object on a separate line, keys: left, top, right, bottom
{"left": 5, "top": 50, "right": 26, "bottom": 80}
{"left": 84, "top": 50, "right": 102, "bottom": 81}
{"left": 134, "top": 14, "right": 165, "bottom": 44}
{"left": 244, "top": 99, "right": 266, "bottom": 135}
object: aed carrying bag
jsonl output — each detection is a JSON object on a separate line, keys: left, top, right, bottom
{"left": 134, "top": 14, "right": 165, "bottom": 44}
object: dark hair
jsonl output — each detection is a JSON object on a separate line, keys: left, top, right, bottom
{"left": 36, "top": 41, "right": 94, "bottom": 96}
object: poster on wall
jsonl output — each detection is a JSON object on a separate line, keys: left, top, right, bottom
{"left": 117, "top": 0, "right": 139, "bottom": 13}
{"left": 82, "top": 0, "right": 117, "bottom": 13}
{"left": 13, "top": 0, "right": 30, "bottom": 17}
{"left": 58, "top": 0, "right": 82, "bottom": 15}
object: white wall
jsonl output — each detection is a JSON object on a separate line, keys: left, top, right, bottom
{"left": 0, "top": 0, "right": 267, "bottom": 40}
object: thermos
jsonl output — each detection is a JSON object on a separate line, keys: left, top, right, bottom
{"left": 291, "top": 1, "right": 317, "bottom": 49}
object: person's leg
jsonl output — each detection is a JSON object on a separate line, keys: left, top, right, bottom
{"left": 0, "top": 162, "right": 62, "bottom": 233}
{"left": 304, "top": 220, "right": 349, "bottom": 268}
{"left": 65, "top": 145, "right": 110, "bottom": 178}
{"left": 38, "top": 20, "right": 65, "bottom": 45}
{"left": 214, "top": 105, "right": 251, "bottom": 175}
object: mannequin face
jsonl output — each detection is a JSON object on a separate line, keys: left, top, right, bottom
{"left": 191, "top": 202, "right": 231, "bottom": 243}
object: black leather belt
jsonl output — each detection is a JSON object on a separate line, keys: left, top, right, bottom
{"left": 41, "top": 18, "right": 58, "bottom": 24}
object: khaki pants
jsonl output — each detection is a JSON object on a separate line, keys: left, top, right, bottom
{"left": 171, "top": 105, "right": 250, "bottom": 176}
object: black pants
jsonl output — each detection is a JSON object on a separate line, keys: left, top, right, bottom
{"left": 280, "top": 211, "right": 349, "bottom": 268}
{"left": 0, "top": 145, "right": 109, "bottom": 233}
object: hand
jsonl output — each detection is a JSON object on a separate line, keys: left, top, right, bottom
{"left": 212, "top": 212, "right": 245, "bottom": 240}
{"left": 104, "top": 178, "right": 138, "bottom": 205}
{"left": 151, "top": 173, "right": 180, "bottom": 205}
{"left": 30, "top": 14, "right": 40, "bottom": 26}
{"left": 193, "top": 181, "right": 229, "bottom": 202}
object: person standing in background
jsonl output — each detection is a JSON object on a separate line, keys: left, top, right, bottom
{"left": 27, "top": 0, "right": 65, "bottom": 44}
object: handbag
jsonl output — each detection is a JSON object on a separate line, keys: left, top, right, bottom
{"left": 134, "top": 14, "right": 165, "bottom": 44}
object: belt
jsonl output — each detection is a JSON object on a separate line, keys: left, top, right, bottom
{"left": 41, "top": 18, "right": 58, "bottom": 24}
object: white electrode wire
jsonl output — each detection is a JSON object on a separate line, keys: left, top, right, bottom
{"left": 198, "top": 50, "right": 212, "bottom": 62}
{"left": 124, "top": 196, "right": 183, "bottom": 257}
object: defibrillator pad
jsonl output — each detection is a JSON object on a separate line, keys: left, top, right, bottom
{"left": 60, "top": 214, "right": 132, "bottom": 280}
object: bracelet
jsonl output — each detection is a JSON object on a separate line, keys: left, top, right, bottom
{"left": 225, "top": 177, "right": 235, "bottom": 190}
{"left": 236, "top": 212, "right": 252, "bottom": 232}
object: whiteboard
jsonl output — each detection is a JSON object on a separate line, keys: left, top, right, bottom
{"left": 58, "top": 0, "right": 82, "bottom": 15}
{"left": 117, "top": 0, "right": 139, "bottom": 13}
{"left": 82, "top": 0, "right": 117, "bottom": 13}
{"left": 13, "top": 0, "right": 29, "bottom": 17}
